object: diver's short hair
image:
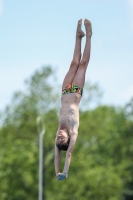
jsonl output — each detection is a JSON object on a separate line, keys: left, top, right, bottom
{"left": 56, "top": 137, "right": 70, "bottom": 151}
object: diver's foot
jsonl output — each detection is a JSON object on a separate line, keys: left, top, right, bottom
{"left": 84, "top": 19, "right": 92, "bottom": 37}
{"left": 76, "top": 19, "right": 85, "bottom": 38}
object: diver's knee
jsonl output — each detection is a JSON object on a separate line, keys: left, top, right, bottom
{"left": 70, "top": 60, "right": 79, "bottom": 68}
{"left": 79, "top": 59, "right": 88, "bottom": 68}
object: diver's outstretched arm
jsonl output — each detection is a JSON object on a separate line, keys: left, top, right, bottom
{"left": 56, "top": 134, "right": 77, "bottom": 181}
{"left": 63, "top": 135, "right": 77, "bottom": 174}
{"left": 54, "top": 143, "right": 61, "bottom": 175}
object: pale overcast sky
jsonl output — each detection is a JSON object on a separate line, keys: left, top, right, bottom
{"left": 0, "top": 0, "right": 133, "bottom": 110}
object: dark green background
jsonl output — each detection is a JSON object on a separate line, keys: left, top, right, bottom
{"left": 0, "top": 66, "right": 133, "bottom": 200}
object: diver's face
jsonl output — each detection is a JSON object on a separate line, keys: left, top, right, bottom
{"left": 56, "top": 130, "right": 68, "bottom": 142}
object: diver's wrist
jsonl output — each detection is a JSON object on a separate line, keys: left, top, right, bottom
{"left": 63, "top": 171, "right": 68, "bottom": 175}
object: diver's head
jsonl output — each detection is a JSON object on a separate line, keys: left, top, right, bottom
{"left": 56, "top": 129, "right": 70, "bottom": 151}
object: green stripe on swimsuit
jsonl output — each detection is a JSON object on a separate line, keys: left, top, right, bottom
{"left": 62, "top": 84, "right": 83, "bottom": 96}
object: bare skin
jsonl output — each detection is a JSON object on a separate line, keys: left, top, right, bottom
{"left": 54, "top": 19, "right": 92, "bottom": 181}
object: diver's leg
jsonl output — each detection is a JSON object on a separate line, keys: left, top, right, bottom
{"left": 62, "top": 19, "right": 85, "bottom": 89}
{"left": 73, "top": 19, "right": 92, "bottom": 88}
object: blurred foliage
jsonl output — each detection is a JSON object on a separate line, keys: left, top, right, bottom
{"left": 0, "top": 66, "right": 133, "bottom": 200}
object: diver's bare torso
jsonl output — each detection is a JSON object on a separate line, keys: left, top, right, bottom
{"left": 59, "top": 93, "right": 81, "bottom": 136}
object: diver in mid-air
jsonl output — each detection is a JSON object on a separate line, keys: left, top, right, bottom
{"left": 54, "top": 19, "right": 92, "bottom": 181}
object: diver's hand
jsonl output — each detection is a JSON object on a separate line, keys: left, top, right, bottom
{"left": 56, "top": 172, "right": 68, "bottom": 181}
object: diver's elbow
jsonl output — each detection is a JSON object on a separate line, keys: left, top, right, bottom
{"left": 66, "top": 152, "right": 72, "bottom": 157}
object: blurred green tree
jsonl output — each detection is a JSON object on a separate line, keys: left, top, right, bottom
{"left": 122, "top": 97, "right": 133, "bottom": 200}
{"left": 0, "top": 66, "right": 133, "bottom": 200}
{"left": 0, "top": 66, "right": 59, "bottom": 200}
